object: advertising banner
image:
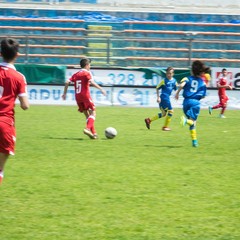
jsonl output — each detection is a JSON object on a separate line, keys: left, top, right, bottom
{"left": 27, "top": 85, "right": 240, "bottom": 109}
{"left": 211, "top": 67, "right": 240, "bottom": 88}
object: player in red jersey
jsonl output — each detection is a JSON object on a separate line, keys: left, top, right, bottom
{"left": 0, "top": 38, "right": 29, "bottom": 185}
{"left": 208, "top": 68, "right": 232, "bottom": 118}
{"left": 62, "top": 58, "right": 106, "bottom": 139}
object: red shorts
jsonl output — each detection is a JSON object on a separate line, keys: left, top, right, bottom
{"left": 219, "top": 95, "right": 229, "bottom": 106}
{"left": 0, "top": 121, "right": 16, "bottom": 155}
{"left": 76, "top": 98, "right": 95, "bottom": 113}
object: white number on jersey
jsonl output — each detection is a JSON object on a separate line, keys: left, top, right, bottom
{"left": 190, "top": 80, "right": 198, "bottom": 92}
{"left": 76, "top": 80, "right": 82, "bottom": 94}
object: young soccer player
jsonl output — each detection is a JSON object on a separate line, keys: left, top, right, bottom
{"left": 62, "top": 58, "right": 106, "bottom": 139}
{"left": 0, "top": 38, "right": 29, "bottom": 185}
{"left": 208, "top": 68, "right": 232, "bottom": 118}
{"left": 145, "top": 67, "right": 177, "bottom": 131}
{"left": 175, "top": 60, "right": 207, "bottom": 147}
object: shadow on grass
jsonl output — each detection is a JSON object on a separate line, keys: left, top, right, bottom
{"left": 46, "top": 136, "right": 84, "bottom": 141}
{"left": 144, "top": 144, "right": 183, "bottom": 148}
{"left": 46, "top": 136, "right": 111, "bottom": 141}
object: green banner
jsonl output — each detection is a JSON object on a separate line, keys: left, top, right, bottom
{"left": 15, "top": 65, "right": 190, "bottom": 85}
{"left": 124, "top": 67, "right": 191, "bottom": 83}
{"left": 16, "top": 64, "right": 66, "bottom": 84}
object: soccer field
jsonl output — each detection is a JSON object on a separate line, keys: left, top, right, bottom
{"left": 1, "top": 105, "right": 239, "bottom": 240}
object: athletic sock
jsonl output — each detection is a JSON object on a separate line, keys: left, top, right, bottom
{"left": 189, "top": 124, "right": 197, "bottom": 141}
{"left": 86, "top": 116, "right": 95, "bottom": 131}
{"left": 150, "top": 113, "right": 162, "bottom": 122}
{"left": 0, "top": 170, "right": 4, "bottom": 185}
{"left": 91, "top": 125, "right": 97, "bottom": 135}
{"left": 221, "top": 107, "right": 226, "bottom": 115}
{"left": 164, "top": 115, "right": 171, "bottom": 128}
{"left": 212, "top": 104, "right": 221, "bottom": 109}
{"left": 190, "top": 128, "right": 197, "bottom": 141}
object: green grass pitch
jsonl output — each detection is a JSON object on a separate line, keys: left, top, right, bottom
{"left": 1, "top": 105, "right": 239, "bottom": 240}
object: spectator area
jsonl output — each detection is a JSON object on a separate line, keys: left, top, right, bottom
{"left": 0, "top": 3, "right": 239, "bottom": 68}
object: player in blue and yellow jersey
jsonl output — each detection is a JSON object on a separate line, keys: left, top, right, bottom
{"left": 175, "top": 60, "right": 207, "bottom": 147}
{"left": 145, "top": 67, "right": 177, "bottom": 131}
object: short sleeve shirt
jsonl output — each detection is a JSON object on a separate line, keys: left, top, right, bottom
{"left": 0, "top": 62, "right": 27, "bottom": 122}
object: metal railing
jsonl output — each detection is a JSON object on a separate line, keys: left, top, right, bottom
{"left": 5, "top": 34, "right": 240, "bottom": 68}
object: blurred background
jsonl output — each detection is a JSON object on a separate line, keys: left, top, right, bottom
{"left": 0, "top": 0, "right": 239, "bottom": 68}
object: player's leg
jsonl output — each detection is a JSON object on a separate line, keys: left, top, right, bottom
{"left": 219, "top": 97, "right": 228, "bottom": 118}
{"left": 211, "top": 94, "right": 225, "bottom": 115}
{"left": 145, "top": 105, "right": 166, "bottom": 129}
{"left": 220, "top": 105, "right": 226, "bottom": 117}
{"left": 162, "top": 101, "right": 173, "bottom": 131}
{"left": 212, "top": 103, "right": 222, "bottom": 109}
{"left": 82, "top": 109, "right": 95, "bottom": 139}
{"left": 88, "top": 110, "right": 98, "bottom": 138}
{"left": 0, "top": 153, "right": 9, "bottom": 185}
{"left": 188, "top": 105, "right": 200, "bottom": 147}
{"left": 81, "top": 100, "right": 98, "bottom": 139}
{"left": 181, "top": 104, "right": 194, "bottom": 127}
{"left": 181, "top": 101, "right": 199, "bottom": 147}
{"left": 189, "top": 122, "right": 198, "bottom": 147}
{"left": 0, "top": 122, "right": 15, "bottom": 185}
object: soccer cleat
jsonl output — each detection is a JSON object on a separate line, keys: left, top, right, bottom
{"left": 180, "top": 116, "right": 187, "bottom": 127}
{"left": 162, "top": 127, "right": 171, "bottom": 131}
{"left": 192, "top": 139, "right": 199, "bottom": 147}
{"left": 219, "top": 114, "right": 226, "bottom": 118}
{"left": 144, "top": 118, "right": 151, "bottom": 129}
{"left": 208, "top": 106, "right": 213, "bottom": 115}
{"left": 93, "top": 134, "right": 98, "bottom": 139}
{"left": 83, "top": 128, "right": 94, "bottom": 139}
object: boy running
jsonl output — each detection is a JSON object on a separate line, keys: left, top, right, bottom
{"left": 145, "top": 67, "right": 177, "bottom": 131}
{"left": 208, "top": 68, "right": 232, "bottom": 118}
{"left": 62, "top": 58, "right": 106, "bottom": 139}
{"left": 0, "top": 38, "right": 29, "bottom": 185}
{"left": 175, "top": 60, "right": 207, "bottom": 147}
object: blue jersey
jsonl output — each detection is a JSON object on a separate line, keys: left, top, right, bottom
{"left": 181, "top": 76, "right": 207, "bottom": 121}
{"left": 181, "top": 76, "right": 207, "bottom": 100}
{"left": 156, "top": 77, "right": 178, "bottom": 100}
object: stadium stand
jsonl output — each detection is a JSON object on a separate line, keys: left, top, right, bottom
{"left": 0, "top": 2, "right": 239, "bottom": 68}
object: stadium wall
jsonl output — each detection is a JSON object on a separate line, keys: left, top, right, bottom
{"left": 25, "top": 84, "right": 240, "bottom": 109}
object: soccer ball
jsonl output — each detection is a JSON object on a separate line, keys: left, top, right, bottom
{"left": 105, "top": 127, "right": 117, "bottom": 139}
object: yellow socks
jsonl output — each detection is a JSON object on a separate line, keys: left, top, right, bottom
{"left": 150, "top": 113, "right": 162, "bottom": 122}
{"left": 190, "top": 128, "right": 197, "bottom": 140}
{"left": 164, "top": 115, "right": 171, "bottom": 128}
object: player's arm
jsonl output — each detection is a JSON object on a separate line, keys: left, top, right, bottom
{"left": 175, "top": 78, "right": 187, "bottom": 100}
{"left": 156, "top": 80, "right": 164, "bottom": 103}
{"left": 18, "top": 78, "right": 29, "bottom": 110}
{"left": 18, "top": 95, "right": 29, "bottom": 110}
{"left": 156, "top": 88, "right": 161, "bottom": 103}
{"left": 62, "top": 80, "right": 70, "bottom": 100}
{"left": 90, "top": 80, "right": 106, "bottom": 96}
{"left": 217, "top": 83, "right": 232, "bottom": 89}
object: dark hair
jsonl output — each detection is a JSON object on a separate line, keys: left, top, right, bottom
{"left": 191, "top": 60, "right": 209, "bottom": 77}
{"left": 166, "top": 67, "right": 174, "bottom": 73}
{"left": 222, "top": 68, "right": 227, "bottom": 72}
{"left": 1, "top": 38, "right": 19, "bottom": 62}
{"left": 80, "top": 58, "right": 91, "bottom": 68}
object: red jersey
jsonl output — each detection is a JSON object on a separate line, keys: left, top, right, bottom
{"left": 0, "top": 63, "right": 27, "bottom": 123}
{"left": 218, "top": 77, "right": 227, "bottom": 96}
{"left": 69, "top": 69, "right": 93, "bottom": 102}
